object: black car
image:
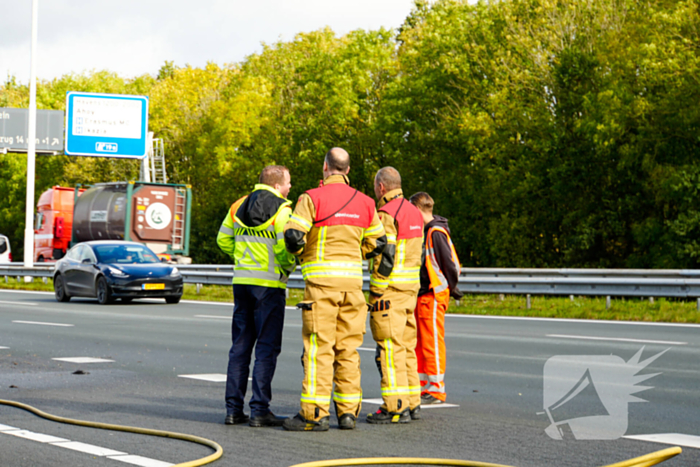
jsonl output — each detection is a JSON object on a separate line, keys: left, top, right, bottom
{"left": 53, "top": 241, "right": 183, "bottom": 305}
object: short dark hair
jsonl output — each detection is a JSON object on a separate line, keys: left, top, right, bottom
{"left": 375, "top": 167, "right": 401, "bottom": 191}
{"left": 259, "top": 165, "right": 289, "bottom": 186}
{"left": 324, "top": 147, "right": 350, "bottom": 173}
{"left": 409, "top": 192, "right": 434, "bottom": 214}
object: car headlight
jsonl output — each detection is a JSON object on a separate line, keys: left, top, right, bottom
{"left": 107, "top": 266, "right": 129, "bottom": 277}
{"left": 169, "top": 267, "right": 181, "bottom": 276}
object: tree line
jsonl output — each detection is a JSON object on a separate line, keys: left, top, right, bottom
{"left": 2, "top": 0, "right": 700, "bottom": 268}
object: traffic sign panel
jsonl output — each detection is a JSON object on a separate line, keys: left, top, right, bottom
{"left": 65, "top": 92, "right": 148, "bottom": 158}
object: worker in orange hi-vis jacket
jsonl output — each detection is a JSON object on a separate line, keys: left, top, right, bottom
{"left": 282, "top": 148, "right": 387, "bottom": 431}
{"left": 366, "top": 167, "right": 425, "bottom": 424}
{"left": 409, "top": 192, "right": 463, "bottom": 404}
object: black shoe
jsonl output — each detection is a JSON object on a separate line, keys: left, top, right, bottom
{"left": 338, "top": 413, "right": 356, "bottom": 430}
{"left": 420, "top": 393, "right": 444, "bottom": 405}
{"left": 410, "top": 406, "right": 421, "bottom": 420}
{"left": 282, "top": 413, "right": 330, "bottom": 431}
{"left": 366, "top": 407, "right": 410, "bottom": 424}
{"left": 249, "top": 412, "right": 286, "bottom": 427}
{"left": 225, "top": 413, "right": 249, "bottom": 425}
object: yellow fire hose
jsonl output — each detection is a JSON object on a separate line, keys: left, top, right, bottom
{"left": 0, "top": 399, "right": 222, "bottom": 467}
{"left": 286, "top": 446, "right": 683, "bottom": 467}
{"left": 0, "top": 399, "right": 683, "bottom": 467}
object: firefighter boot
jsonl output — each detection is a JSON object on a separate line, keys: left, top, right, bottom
{"left": 283, "top": 413, "right": 330, "bottom": 432}
{"left": 366, "top": 407, "right": 411, "bottom": 424}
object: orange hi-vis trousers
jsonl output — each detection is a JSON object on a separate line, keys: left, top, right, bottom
{"left": 415, "top": 289, "right": 450, "bottom": 401}
{"left": 372, "top": 289, "right": 421, "bottom": 413}
{"left": 299, "top": 284, "right": 367, "bottom": 421}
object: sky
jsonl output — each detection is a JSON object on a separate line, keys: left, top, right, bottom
{"left": 1, "top": 0, "right": 416, "bottom": 84}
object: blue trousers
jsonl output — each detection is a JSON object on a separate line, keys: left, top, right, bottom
{"left": 225, "top": 284, "right": 286, "bottom": 417}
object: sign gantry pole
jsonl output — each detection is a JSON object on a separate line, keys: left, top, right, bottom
{"left": 23, "top": 0, "right": 38, "bottom": 274}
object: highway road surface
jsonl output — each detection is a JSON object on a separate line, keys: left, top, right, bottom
{"left": 1, "top": 289, "right": 699, "bottom": 467}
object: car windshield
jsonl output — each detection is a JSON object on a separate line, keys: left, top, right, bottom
{"left": 93, "top": 244, "right": 159, "bottom": 264}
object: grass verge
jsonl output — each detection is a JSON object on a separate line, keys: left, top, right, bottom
{"left": 1, "top": 279, "right": 698, "bottom": 323}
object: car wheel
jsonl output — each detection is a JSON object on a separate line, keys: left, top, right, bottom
{"left": 54, "top": 275, "right": 71, "bottom": 302}
{"left": 96, "top": 277, "right": 113, "bottom": 305}
{"left": 165, "top": 295, "right": 181, "bottom": 304}
{"left": 121, "top": 298, "right": 133, "bottom": 304}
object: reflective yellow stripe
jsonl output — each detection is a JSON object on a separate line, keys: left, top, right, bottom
{"left": 316, "top": 226, "right": 327, "bottom": 261}
{"left": 308, "top": 333, "right": 317, "bottom": 396}
{"left": 381, "top": 386, "right": 412, "bottom": 396}
{"left": 370, "top": 276, "right": 389, "bottom": 288}
{"left": 408, "top": 385, "right": 422, "bottom": 395}
{"left": 365, "top": 222, "right": 385, "bottom": 237}
{"left": 301, "top": 394, "right": 331, "bottom": 404}
{"left": 332, "top": 392, "right": 362, "bottom": 402}
{"left": 290, "top": 214, "right": 312, "bottom": 231}
{"left": 386, "top": 234, "right": 397, "bottom": 243}
{"left": 301, "top": 260, "right": 363, "bottom": 280}
{"left": 385, "top": 339, "right": 396, "bottom": 389}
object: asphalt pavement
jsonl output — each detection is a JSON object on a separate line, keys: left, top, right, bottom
{"left": 1, "top": 289, "right": 699, "bottom": 467}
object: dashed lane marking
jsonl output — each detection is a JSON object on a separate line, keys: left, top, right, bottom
{"left": 195, "top": 315, "right": 230, "bottom": 320}
{"left": 107, "top": 454, "right": 173, "bottom": 467}
{"left": 357, "top": 347, "right": 376, "bottom": 352}
{"left": 178, "top": 374, "right": 227, "bottom": 382}
{"left": 452, "top": 314, "right": 700, "bottom": 328}
{"left": 362, "top": 398, "right": 459, "bottom": 409}
{"left": 0, "top": 425, "right": 172, "bottom": 466}
{"left": 12, "top": 320, "right": 73, "bottom": 327}
{"left": 0, "top": 346, "right": 9, "bottom": 349}
{"left": 178, "top": 374, "right": 252, "bottom": 382}
{"left": 547, "top": 334, "right": 687, "bottom": 346}
{"left": 4, "top": 429, "right": 68, "bottom": 443}
{"left": 52, "top": 357, "right": 114, "bottom": 363}
{"left": 52, "top": 441, "right": 126, "bottom": 457}
{"left": 0, "top": 300, "right": 37, "bottom": 306}
{"left": 624, "top": 433, "right": 700, "bottom": 450}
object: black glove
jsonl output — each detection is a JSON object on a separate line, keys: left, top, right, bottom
{"left": 368, "top": 299, "right": 391, "bottom": 312}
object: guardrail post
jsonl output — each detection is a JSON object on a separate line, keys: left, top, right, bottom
{"left": 499, "top": 294, "right": 505, "bottom": 301}
{"left": 42, "top": 277, "right": 47, "bottom": 284}
{"left": 569, "top": 295, "right": 574, "bottom": 301}
{"left": 526, "top": 294, "right": 531, "bottom": 309}
{"left": 196, "top": 283, "right": 202, "bottom": 294}
{"left": 697, "top": 298, "right": 699, "bottom": 312}
{"left": 649, "top": 297, "right": 654, "bottom": 304}
{"left": 606, "top": 296, "right": 611, "bottom": 309}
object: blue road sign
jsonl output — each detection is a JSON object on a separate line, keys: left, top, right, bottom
{"left": 65, "top": 92, "right": 149, "bottom": 158}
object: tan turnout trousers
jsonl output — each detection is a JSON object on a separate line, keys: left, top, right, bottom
{"left": 373, "top": 289, "right": 420, "bottom": 413}
{"left": 300, "top": 284, "right": 367, "bottom": 420}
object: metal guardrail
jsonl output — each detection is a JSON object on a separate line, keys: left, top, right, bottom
{"left": 3, "top": 263, "right": 700, "bottom": 300}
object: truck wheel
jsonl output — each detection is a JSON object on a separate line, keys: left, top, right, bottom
{"left": 96, "top": 277, "right": 113, "bottom": 305}
{"left": 38, "top": 256, "right": 45, "bottom": 262}
{"left": 54, "top": 275, "right": 71, "bottom": 302}
{"left": 165, "top": 295, "right": 181, "bottom": 304}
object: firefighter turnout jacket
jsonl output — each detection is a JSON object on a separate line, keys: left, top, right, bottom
{"left": 283, "top": 174, "right": 387, "bottom": 421}
{"left": 369, "top": 188, "right": 425, "bottom": 414}
{"left": 217, "top": 184, "right": 296, "bottom": 289}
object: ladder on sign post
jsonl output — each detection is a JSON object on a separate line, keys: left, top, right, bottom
{"left": 172, "top": 188, "right": 187, "bottom": 250}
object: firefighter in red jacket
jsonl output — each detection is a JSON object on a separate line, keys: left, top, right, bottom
{"left": 409, "top": 192, "right": 462, "bottom": 404}
{"left": 367, "top": 167, "right": 425, "bottom": 423}
{"left": 282, "top": 148, "right": 387, "bottom": 431}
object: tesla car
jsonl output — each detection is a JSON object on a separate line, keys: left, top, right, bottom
{"left": 53, "top": 241, "right": 183, "bottom": 305}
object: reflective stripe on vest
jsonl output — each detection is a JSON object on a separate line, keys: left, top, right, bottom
{"left": 230, "top": 197, "right": 291, "bottom": 286}
{"left": 379, "top": 198, "right": 423, "bottom": 286}
{"left": 426, "top": 226, "right": 460, "bottom": 294}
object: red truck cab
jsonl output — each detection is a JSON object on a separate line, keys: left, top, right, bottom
{"left": 34, "top": 186, "right": 84, "bottom": 262}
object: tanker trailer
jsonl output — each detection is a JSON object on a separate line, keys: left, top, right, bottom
{"left": 71, "top": 181, "right": 192, "bottom": 263}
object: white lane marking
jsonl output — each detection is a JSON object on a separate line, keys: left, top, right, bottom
{"left": 624, "top": 433, "right": 700, "bottom": 450}
{"left": 107, "top": 454, "right": 174, "bottom": 467}
{"left": 547, "top": 334, "right": 687, "bottom": 346}
{"left": 362, "top": 398, "right": 459, "bottom": 409}
{"left": 52, "top": 357, "right": 114, "bottom": 363}
{"left": 357, "top": 347, "right": 376, "bottom": 352}
{"left": 195, "top": 315, "right": 230, "bottom": 320}
{"left": 51, "top": 441, "right": 127, "bottom": 456}
{"left": 450, "top": 314, "right": 700, "bottom": 328}
{"left": 0, "top": 300, "right": 38, "bottom": 306}
{"left": 0, "top": 346, "right": 9, "bottom": 349}
{"left": 12, "top": 320, "right": 74, "bottom": 327}
{"left": 0, "top": 423, "right": 173, "bottom": 465}
{"left": 181, "top": 299, "right": 231, "bottom": 307}
{"left": 4, "top": 430, "right": 68, "bottom": 443}
{"left": 0, "top": 290, "right": 53, "bottom": 296}
{"left": 285, "top": 323, "right": 301, "bottom": 327}
{"left": 178, "top": 374, "right": 227, "bottom": 382}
